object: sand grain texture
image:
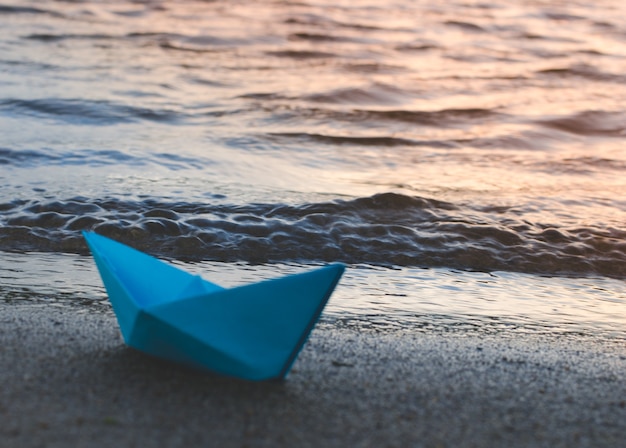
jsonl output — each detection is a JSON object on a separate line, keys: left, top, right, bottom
{"left": 1, "top": 303, "right": 625, "bottom": 447}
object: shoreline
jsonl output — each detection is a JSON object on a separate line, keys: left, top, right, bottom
{"left": 1, "top": 302, "right": 625, "bottom": 447}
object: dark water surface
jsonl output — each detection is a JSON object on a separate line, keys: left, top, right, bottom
{"left": 1, "top": 0, "right": 625, "bottom": 336}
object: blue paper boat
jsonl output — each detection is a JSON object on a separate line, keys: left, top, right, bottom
{"left": 83, "top": 231, "right": 344, "bottom": 381}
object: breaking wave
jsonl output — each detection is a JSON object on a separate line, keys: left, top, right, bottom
{"left": 0, "top": 193, "right": 623, "bottom": 278}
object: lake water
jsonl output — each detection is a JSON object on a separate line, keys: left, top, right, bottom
{"left": 1, "top": 0, "right": 625, "bottom": 338}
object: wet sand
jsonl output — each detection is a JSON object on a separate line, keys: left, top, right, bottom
{"left": 1, "top": 302, "right": 625, "bottom": 448}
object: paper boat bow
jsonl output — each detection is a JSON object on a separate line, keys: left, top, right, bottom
{"left": 83, "top": 232, "right": 344, "bottom": 381}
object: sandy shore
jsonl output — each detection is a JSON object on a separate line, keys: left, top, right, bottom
{"left": 1, "top": 302, "right": 625, "bottom": 448}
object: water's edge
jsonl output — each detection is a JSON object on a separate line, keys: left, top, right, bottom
{"left": 2, "top": 251, "right": 624, "bottom": 340}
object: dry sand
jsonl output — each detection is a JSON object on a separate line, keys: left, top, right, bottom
{"left": 1, "top": 302, "right": 625, "bottom": 447}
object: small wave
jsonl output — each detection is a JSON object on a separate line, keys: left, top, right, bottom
{"left": 266, "top": 132, "right": 453, "bottom": 148}
{"left": 518, "top": 32, "right": 580, "bottom": 43}
{"left": 537, "top": 110, "right": 626, "bottom": 137}
{"left": 283, "top": 14, "right": 334, "bottom": 27}
{"left": 288, "top": 33, "right": 358, "bottom": 43}
{"left": 575, "top": 49, "right": 608, "bottom": 56}
{"left": 266, "top": 50, "right": 338, "bottom": 59}
{"left": 113, "top": 8, "right": 149, "bottom": 18}
{"left": 341, "top": 63, "right": 407, "bottom": 74}
{"left": 0, "top": 148, "right": 134, "bottom": 167}
{"left": 0, "top": 98, "right": 183, "bottom": 125}
{"left": 23, "top": 33, "right": 116, "bottom": 42}
{"left": 352, "top": 108, "right": 501, "bottom": 126}
{"left": 444, "top": 20, "right": 486, "bottom": 32}
{"left": 126, "top": 32, "right": 180, "bottom": 39}
{"left": 0, "top": 193, "right": 623, "bottom": 279}
{"left": 160, "top": 35, "right": 248, "bottom": 52}
{"left": 250, "top": 104, "right": 500, "bottom": 128}
{"left": 530, "top": 156, "right": 626, "bottom": 175}
{"left": 561, "top": 156, "right": 626, "bottom": 171}
{"left": 0, "top": 59, "right": 58, "bottom": 71}
{"left": 23, "top": 31, "right": 247, "bottom": 52}
{"left": 237, "top": 93, "right": 290, "bottom": 101}
{"left": 305, "top": 84, "right": 410, "bottom": 105}
{"left": 395, "top": 43, "right": 439, "bottom": 52}
{"left": 0, "top": 147, "right": 211, "bottom": 170}
{"left": 544, "top": 12, "right": 585, "bottom": 21}
{"left": 159, "top": 41, "right": 223, "bottom": 53}
{"left": 187, "top": 77, "right": 231, "bottom": 88}
{"left": 446, "top": 53, "right": 521, "bottom": 64}
{"left": 536, "top": 64, "right": 625, "bottom": 83}
{"left": 283, "top": 14, "right": 384, "bottom": 31}
{"left": 0, "top": 5, "right": 61, "bottom": 17}
{"left": 459, "top": 133, "right": 546, "bottom": 150}
{"left": 0, "top": 148, "right": 53, "bottom": 166}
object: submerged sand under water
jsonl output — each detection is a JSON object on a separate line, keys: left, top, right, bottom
{"left": 1, "top": 252, "right": 625, "bottom": 339}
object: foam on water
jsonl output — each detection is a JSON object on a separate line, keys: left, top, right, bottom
{"left": 0, "top": 193, "right": 624, "bottom": 278}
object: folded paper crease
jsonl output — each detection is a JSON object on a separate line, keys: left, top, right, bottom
{"left": 83, "top": 231, "right": 344, "bottom": 381}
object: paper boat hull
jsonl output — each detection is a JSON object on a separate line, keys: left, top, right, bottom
{"left": 83, "top": 232, "right": 344, "bottom": 381}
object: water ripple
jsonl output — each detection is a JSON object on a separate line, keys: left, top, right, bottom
{"left": 537, "top": 110, "right": 626, "bottom": 137}
{"left": 0, "top": 193, "right": 623, "bottom": 278}
{"left": 0, "top": 147, "right": 212, "bottom": 170}
{"left": 0, "top": 4, "right": 62, "bottom": 17}
{"left": 0, "top": 98, "right": 183, "bottom": 125}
